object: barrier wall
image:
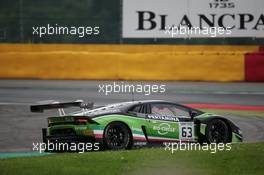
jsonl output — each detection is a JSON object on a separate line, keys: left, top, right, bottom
{"left": 0, "top": 44, "right": 261, "bottom": 81}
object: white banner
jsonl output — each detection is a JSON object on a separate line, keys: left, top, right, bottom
{"left": 122, "top": 0, "right": 264, "bottom": 38}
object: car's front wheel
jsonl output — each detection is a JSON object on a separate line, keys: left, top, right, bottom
{"left": 103, "top": 122, "right": 132, "bottom": 150}
{"left": 206, "top": 119, "right": 231, "bottom": 143}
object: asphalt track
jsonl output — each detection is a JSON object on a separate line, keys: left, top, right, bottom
{"left": 0, "top": 80, "right": 264, "bottom": 153}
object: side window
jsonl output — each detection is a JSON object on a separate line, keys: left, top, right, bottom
{"left": 129, "top": 105, "right": 142, "bottom": 113}
{"left": 151, "top": 104, "right": 190, "bottom": 118}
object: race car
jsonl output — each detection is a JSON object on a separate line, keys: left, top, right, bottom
{"left": 31, "top": 100, "right": 243, "bottom": 150}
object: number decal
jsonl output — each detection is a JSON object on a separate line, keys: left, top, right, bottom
{"left": 179, "top": 122, "right": 194, "bottom": 140}
{"left": 181, "top": 127, "right": 192, "bottom": 138}
{"left": 182, "top": 127, "right": 187, "bottom": 137}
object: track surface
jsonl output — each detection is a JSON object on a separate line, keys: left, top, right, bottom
{"left": 0, "top": 80, "right": 264, "bottom": 152}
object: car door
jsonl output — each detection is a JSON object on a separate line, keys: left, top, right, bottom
{"left": 147, "top": 103, "right": 194, "bottom": 142}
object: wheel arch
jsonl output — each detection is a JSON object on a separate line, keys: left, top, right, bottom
{"left": 103, "top": 120, "right": 134, "bottom": 146}
{"left": 94, "top": 115, "right": 148, "bottom": 143}
{"left": 196, "top": 116, "right": 233, "bottom": 142}
{"left": 104, "top": 120, "right": 133, "bottom": 136}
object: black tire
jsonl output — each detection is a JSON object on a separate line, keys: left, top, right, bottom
{"left": 205, "top": 119, "right": 231, "bottom": 143}
{"left": 103, "top": 122, "right": 132, "bottom": 150}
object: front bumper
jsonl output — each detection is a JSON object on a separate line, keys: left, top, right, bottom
{"left": 232, "top": 132, "right": 243, "bottom": 142}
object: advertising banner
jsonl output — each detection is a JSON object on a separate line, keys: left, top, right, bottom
{"left": 122, "top": 0, "right": 264, "bottom": 38}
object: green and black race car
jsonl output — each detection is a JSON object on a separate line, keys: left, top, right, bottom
{"left": 31, "top": 100, "right": 243, "bottom": 150}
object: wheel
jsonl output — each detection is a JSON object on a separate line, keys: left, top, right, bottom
{"left": 205, "top": 119, "right": 230, "bottom": 143}
{"left": 103, "top": 122, "right": 132, "bottom": 150}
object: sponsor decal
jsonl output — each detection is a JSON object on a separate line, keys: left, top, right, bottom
{"left": 147, "top": 136, "right": 193, "bottom": 142}
{"left": 123, "top": 0, "right": 264, "bottom": 38}
{"left": 153, "top": 123, "right": 175, "bottom": 135}
{"left": 134, "top": 142, "right": 147, "bottom": 146}
{"left": 146, "top": 114, "right": 179, "bottom": 122}
{"left": 84, "top": 108, "right": 121, "bottom": 116}
{"left": 82, "top": 129, "right": 93, "bottom": 135}
{"left": 76, "top": 126, "right": 88, "bottom": 130}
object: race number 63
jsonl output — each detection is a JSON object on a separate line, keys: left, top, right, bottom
{"left": 179, "top": 122, "right": 194, "bottom": 140}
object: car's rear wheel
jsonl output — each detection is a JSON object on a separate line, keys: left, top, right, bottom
{"left": 103, "top": 122, "right": 132, "bottom": 150}
{"left": 206, "top": 119, "right": 230, "bottom": 143}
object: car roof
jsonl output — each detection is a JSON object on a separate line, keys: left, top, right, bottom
{"left": 72, "top": 100, "right": 194, "bottom": 116}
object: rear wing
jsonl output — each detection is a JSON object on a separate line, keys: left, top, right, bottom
{"left": 30, "top": 100, "right": 93, "bottom": 116}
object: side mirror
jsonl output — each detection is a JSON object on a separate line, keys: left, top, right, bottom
{"left": 190, "top": 111, "right": 198, "bottom": 120}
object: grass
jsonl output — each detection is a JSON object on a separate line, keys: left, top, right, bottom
{"left": 200, "top": 109, "right": 264, "bottom": 118}
{"left": 0, "top": 142, "right": 264, "bottom": 175}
